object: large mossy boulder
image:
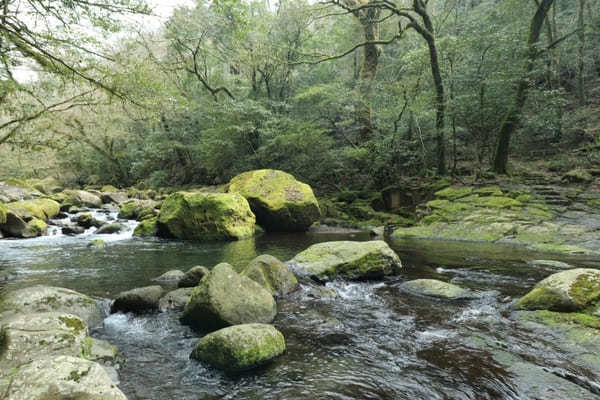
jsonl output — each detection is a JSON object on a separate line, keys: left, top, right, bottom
{"left": 3, "top": 355, "right": 127, "bottom": 400}
{"left": 5, "top": 198, "right": 60, "bottom": 220}
{"left": 242, "top": 254, "right": 299, "bottom": 297}
{"left": 157, "top": 192, "right": 255, "bottom": 240}
{"left": 518, "top": 268, "right": 600, "bottom": 312}
{"left": 133, "top": 217, "right": 158, "bottom": 236}
{"left": 190, "top": 323, "right": 285, "bottom": 373}
{"left": 228, "top": 169, "right": 320, "bottom": 232}
{"left": 180, "top": 263, "right": 277, "bottom": 331}
{"left": 0, "top": 285, "right": 103, "bottom": 327}
{"left": 56, "top": 189, "right": 102, "bottom": 209}
{"left": 111, "top": 285, "right": 164, "bottom": 314}
{"left": 0, "top": 312, "right": 89, "bottom": 368}
{"left": 118, "top": 199, "right": 159, "bottom": 220}
{"left": 289, "top": 240, "right": 402, "bottom": 282}
{"left": 400, "top": 279, "right": 476, "bottom": 300}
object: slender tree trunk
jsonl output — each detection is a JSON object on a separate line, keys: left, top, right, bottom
{"left": 356, "top": 7, "right": 381, "bottom": 142}
{"left": 577, "top": 0, "right": 586, "bottom": 105}
{"left": 492, "top": 0, "right": 554, "bottom": 174}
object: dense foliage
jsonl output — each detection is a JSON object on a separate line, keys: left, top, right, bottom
{"left": 1, "top": 0, "right": 599, "bottom": 190}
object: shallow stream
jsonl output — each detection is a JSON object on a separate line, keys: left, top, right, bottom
{"left": 1, "top": 220, "right": 599, "bottom": 399}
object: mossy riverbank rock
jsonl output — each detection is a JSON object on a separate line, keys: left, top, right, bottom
{"left": 190, "top": 323, "right": 285, "bottom": 373}
{"left": 289, "top": 240, "right": 402, "bottom": 282}
{"left": 5, "top": 198, "right": 60, "bottom": 220}
{"left": 518, "top": 268, "right": 600, "bottom": 312}
{"left": 178, "top": 266, "right": 210, "bottom": 288}
{"left": 0, "top": 285, "right": 103, "bottom": 327}
{"left": 157, "top": 192, "right": 256, "bottom": 240}
{"left": 0, "top": 210, "right": 27, "bottom": 237}
{"left": 242, "top": 254, "right": 299, "bottom": 297}
{"left": 180, "top": 263, "right": 277, "bottom": 331}
{"left": 228, "top": 169, "right": 320, "bottom": 232}
{"left": 111, "top": 285, "right": 164, "bottom": 314}
{"left": 2, "top": 355, "right": 127, "bottom": 400}
{"left": 399, "top": 279, "right": 476, "bottom": 300}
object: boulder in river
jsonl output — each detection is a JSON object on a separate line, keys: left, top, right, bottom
{"left": 180, "top": 263, "right": 276, "bottom": 331}
{"left": 5, "top": 198, "right": 60, "bottom": 220}
{"left": 153, "top": 269, "right": 185, "bottom": 283}
{"left": 23, "top": 218, "right": 47, "bottom": 238}
{"left": 518, "top": 268, "right": 600, "bottom": 312}
{"left": 0, "top": 210, "right": 27, "bottom": 237}
{"left": 242, "top": 254, "right": 299, "bottom": 297}
{"left": 190, "top": 323, "right": 285, "bottom": 373}
{"left": 228, "top": 169, "right": 320, "bottom": 232}
{"left": 289, "top": 240, "right": 402, "bottom": 282}
{"left": 56, "top": 189, "right": 103, "bottom": 209}
{"left": 157, "top": 192, "right": 255, "bottom": 241}
{"left": 133, "top": 217, "right": 158, "bottom": 236}
{"left": 118, "top": 199, "right": 159, "bottom": 220}
{"left": 96, "top": 222, "right": 125, "bottom": 234}
{"left": 62, "top": 225, "right": 85, "bottom": 235}
{"left": 73, "top": 212, "right": 103, "bottom": 228}
{"left": 0, "top": 285, "right": 103, "bottom": 327}
{"left": 101, "top": 191, "right": 128, "bottom": 205}
{"left": 399, "top": 279, "right": 477, "bottom": 300}
{"left": 0, "top": 202, "right": 6, "bottom": 224}
{"left": 178, "top": 265, "right": 210, "bottom": 288}
{"left": 3, "top": 355, "right": 127, "bottom": 400}
{"left": 111, "top": 285, "right": 164, "bottom": 314}
{"left": 159, "top": 287, "right": 194, "bottom": 312}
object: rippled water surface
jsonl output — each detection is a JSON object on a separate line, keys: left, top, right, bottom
{"left": 1, "top": 225, "right": 599, "bottom": 399}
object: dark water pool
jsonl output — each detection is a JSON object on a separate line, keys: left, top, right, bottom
{"left": 1, "top": 230, "right": 599, "bottom": 399}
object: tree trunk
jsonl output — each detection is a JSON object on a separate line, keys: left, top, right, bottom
{"left": 492, "top": 0, "right": 554, "bottom": 174}
{"left": 577, "top": 0, "right": 586, "bottom": 105}
{"left": 356, "top": 7, "right": 381, "bottom": 142}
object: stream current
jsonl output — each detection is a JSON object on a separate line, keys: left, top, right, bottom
{"left": 1, "top": 214, "right": 599, "bottom": 399}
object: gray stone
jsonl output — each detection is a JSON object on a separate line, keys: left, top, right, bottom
{"left": 111, "top": 285, "right": 164, "bottom": 314}
{"left": 159, "top": 288, "right": 194, "bottom": 312}
{"left": 178, "top": 266, "right": 210, "bottom": 288}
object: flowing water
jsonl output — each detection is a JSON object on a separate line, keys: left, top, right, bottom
{"left": 1, "top": 218, "right": 599, "bottom": 399}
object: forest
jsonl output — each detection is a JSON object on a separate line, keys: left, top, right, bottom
{"left": 0, "top": 0, "right": 598, "bottom": 192}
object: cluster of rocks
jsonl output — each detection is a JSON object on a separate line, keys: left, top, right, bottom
{"left": 0, "top": 285, "right": 126, "bottom": 399}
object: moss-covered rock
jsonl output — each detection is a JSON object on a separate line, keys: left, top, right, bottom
{"left": 434, "top": 186, "right": 473, "bottom": 201}
{"left": 110, "top": 285, "right": 164, "bottom": 314}
{"left": 242, "top": 254, "right": 299, "bottom": 297}
{"left": 5, "top": 198, "right": 60, "bottom": 220}
{"left": 157, "top": 192, "right": 255, "bottom": 240}
{"left": 95, "top": 222, "right": 124, "bottom": 234}
{"left": 399, "top": 279, "right": 476, "bottom": 300}
{"left": 0, "top": 202, "right": 6, "bottom": 225}
{"left": 0, "top": 285, "right": 102, "bottom": 327}
{"left": 190, "top": 323, "right": 285, "bottom": 373}
{"left": 22, "top": 217, "right": 47, "bottom": 238}
{"left": 3, "top": 355, "right": 127, "bottom": 400}
{"left": 228, "top": 169, "right": 320, "bottom": 232}
{"left": 133, "top": 217, "right": 158, "bottom": 236}
{"left": 180, "top": 263, "right": 276, "bottom": 331}
{"left": 518, "top": 268, "right": 600, "bottom": 312}
{"left": 56, "top": 189, "right": 102, "bottom": 209}
{"left": 178, "top": 265, "right": 210, "bottom": 288}
{"left": 73, "top": 212, "right": 103, "bottom": 229}
{"left": 289, "top": 240, "right": 402, "bottom": 282}
{"left": 563, "top": 169, "right": 594, "bottom": 183}
{"left": 118, "top": 199, "right": 158, "bottom": 220}
{"left": 158, "top": 287, "right": 194, "bottom": 312}
{"left": 0, "top": 210, "right": 27, "bottom": 237}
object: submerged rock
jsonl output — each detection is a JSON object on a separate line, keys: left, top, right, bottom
{"left": 0, "top": 285, "right": 103, "bottom": 327}
{"left": 242, "top": 254, "right": 299, "bottom": 297}
{"left": 399, "top": 279, "right": 476, "bottom": 300}
{"left": 178, "top": 265, "right": 210, "bottom": 288}
{"left": 3, "top": 355, "right": 127, "bottom": 400}
{"left": 159, "top": 287, "right": 194, "bottom": 312}
{"left": 157, "top": 192, "right": 255, "bottom": 240}
{"left": 289, "top": 240, "right": 402, "bottom": 282}
{"left": 111, "top": 285, "right": 164, "bottom": 314}
{"left": 190, "top": 323, "right": 285, "bottom": 373}
{"left": 180, "top": 263, "right": 276, "bottom": 331}
{"left": 96, "top": 222, "right": 124, "bottom": 234}
{"left": 228, "top": 169, "right": 320, "bottom": 232}
{"left": 518, "top": 268, "right": 600, "bottom": 312}
{"left": 153, "top": 269, "right": 185, "bottom": 283}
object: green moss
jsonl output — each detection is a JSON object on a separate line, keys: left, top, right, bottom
{"left": 475, "top": 196, "right": 522, "bottom": 209}
{"left": 101, "top": 185, "right": 118, "bottom": 192}
{"left": 5, "top": 198, "right": 60, "bottom": 220}
{"left": 474, "top": 186, "right": 503, "bottom": 197}
{"left": 58, "top": 315, "right": 87, "bottom": 336}
{"left": 133, "top": 218, "right": 158, "bottom": 236}
{"left": 434, "top": 186, "right": 473, "bottom": 201}
{"left": 569, "top": 273, "right": 600, "bottom": 307}
{"left": 518, "top": 287, "right": 566, "bottom": 311}
{"left": 0, "top": 203, "right": 6, "bottom": 225}
{"left": 87, "top": 239, "right": 106, "bottom": 248}
{"left": 3, "top": 178, "right": 36, "bottom": 191}
{"left": 521, "top": 310, "right": 600, "bottom": 330}
{"left": 68, "top": 366, "right": 91, "bottom": 383}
